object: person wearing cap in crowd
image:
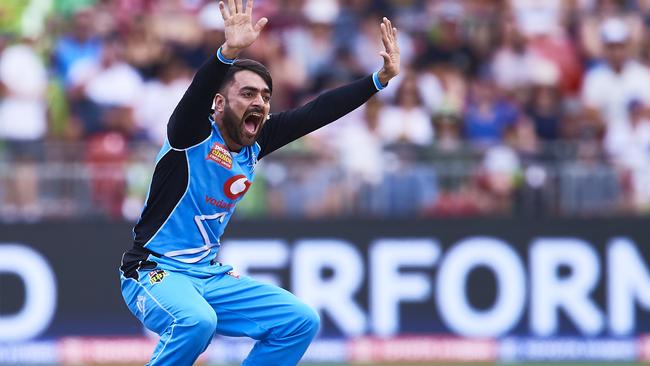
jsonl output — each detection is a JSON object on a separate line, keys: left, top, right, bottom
{"left": 581, "top": 17, "right": 650, "bottom": 133}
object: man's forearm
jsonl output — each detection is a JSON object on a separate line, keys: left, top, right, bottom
{"left": 257, "top": 74, "right": 379, "bottom": 158}
{"left": 167, "top": 52, "right": 232, "bottom": 149}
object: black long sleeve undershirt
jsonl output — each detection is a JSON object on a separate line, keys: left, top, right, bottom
{"left": 167, "top": 55, "right": 230, "bottom": 149}
{"left": 166, "top": 54, "right": 379, "bottom": 155}
{"left": 256, "top": 75, "right": 378, "bottom": 159}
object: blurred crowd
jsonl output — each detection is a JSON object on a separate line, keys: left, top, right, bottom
{"left": 2, "top": 0, "right": 650, "bottom": 220}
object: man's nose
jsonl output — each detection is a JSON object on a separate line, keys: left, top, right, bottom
{"left": 251, "top": 94, "right": 264, "bottom": 107}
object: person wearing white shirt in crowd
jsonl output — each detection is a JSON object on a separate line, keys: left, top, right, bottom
{"left": 491, "top": 18, "right": 545, "bottom": 92}
{"left": 0, "top": 38, "right": 48, "bottom": 220}
{"left": 338, "top": 97, "right": 385, "bottom": 186}
{"left": 604, "top": 100, "right": 650, "bottom": 209}
{"left": 581, "top": 17, "right": 650, "bottom": 132}
{"left": 69, "top": 36, "right": 143, "bottom": 136}
{"left": 135, "top": 57, "right": 191, "bottom": 145}
{"left": 378, "top": 72, "right": 433, "bottom": 146}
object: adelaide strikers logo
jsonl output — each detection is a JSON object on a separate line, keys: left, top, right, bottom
{"left": 224, "top": 174, "right": 251, "bottom": 200}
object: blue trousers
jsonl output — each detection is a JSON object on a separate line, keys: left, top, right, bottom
{"left": 120, "top": 259, "right": 320, "bottom": 366}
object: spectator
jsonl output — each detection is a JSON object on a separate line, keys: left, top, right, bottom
{"left": 509, "top": 0, "right": 566, "bottom": 38}
{"left": 175, "top": 1, "right": 227, "bottom": 69}
{"left": 604, "top": 100, "right": 650, "bottom": 210}
{"left": 433, "top": 112, "right": 463, "bottom": 153}
{"left": 68, "top": 35, "right": 143, "bottom": 137}
{"left": 526, "top": 82, "right": 565, "bottom": 141}
{"left": 0, "top": 38, "right": 48, "bottom": 220}
{"left": 478, "top": 144, "right": 522, "bottom": 214}
{"left": 507, "top": 117, "right": 541, "bottom": 161}
{"left": 463, "top": 78, "right": 518, "bottom": 147}
{"left": 581, "top": 17, "right": 650, "bottom": 134}
{"left": 85, "top": 132, "right": 128, "bottom": 218}
{"left": 414, "top": 69, "right": 445, "bottom": 115}
{"left": 491, "top": 18, "right": 541, "bottom": 93}
{"left": 123, "top": 15, "right": 169, "bottom": 79}
{"left": 378, "top": 72, "right": 434, "bottom": 146}
{"left": 420, "top": 1, "right": 480, "bottom": 76}
{"left": 283, "top": 1, "right": 337, "bottom": 79}
{"left": 338, "top": 96, "right": 385, "bottom": 187}
{"left": 579, "top": 0, "right": 644, "bottom": 62}
{"left": 135, "top": 56, "right": 191, "bottom": 145}
{"left": 53, "top": 8, "right": 103, "bottom": 86}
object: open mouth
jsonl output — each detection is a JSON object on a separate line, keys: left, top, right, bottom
{"left": 243, "top": 112, "right": 263, "bottom": 136}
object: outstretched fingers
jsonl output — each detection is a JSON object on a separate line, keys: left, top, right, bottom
{"left": 246, "top": 0, "right": 254, "bottom": 15}
{"left": 384, "top": 17, "right": 400, "bottom": 53}
{"left": 219, "top": 1, "right": 230, "bottom": 20}
{"left": 377, "top": 16, "right": 400, "bottom": 81}
{"left": 380, "top": 22, "right": 390, "bottom": 50}
{"left": 381, "top": 17, "right": 398, "bottom": 53}
{"left": 254, "top": 17, "right": 268, "bottom": 32}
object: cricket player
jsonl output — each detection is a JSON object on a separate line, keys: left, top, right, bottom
{"left": 119, "top": 0, "right": 400, "bottom": 364}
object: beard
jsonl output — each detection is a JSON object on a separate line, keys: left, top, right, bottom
{"left": 222, "top": 103, "right": 247, "bottom": 148}
{"left": 221, "top": 101, "right": 264, "bottom": 148}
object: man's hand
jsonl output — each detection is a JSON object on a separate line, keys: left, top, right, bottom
{"left": 377, "top": 17, "right": 400, "bottom": 86}
{"left": 218, "top": 0, "right": 268, "bottom": 59}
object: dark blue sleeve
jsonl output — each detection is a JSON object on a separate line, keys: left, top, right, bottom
{"left": 167, "top": 55, "right": 232, "bottom": 149}
{"left": 256, "top": 74, "right": 378, "bottom": 159}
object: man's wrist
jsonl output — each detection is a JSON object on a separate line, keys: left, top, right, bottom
{"left": 373, "top": 71, "right": 389, "bottom": 91}
{"left": 218, "top": 45, "right": 239, "bottom": 64}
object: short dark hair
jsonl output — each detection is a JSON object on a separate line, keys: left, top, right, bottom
{"left": 221, "top": 58, "right": 273, "bottom": 93}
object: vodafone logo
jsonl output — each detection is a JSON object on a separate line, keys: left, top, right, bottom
{"left": 224, "top": 174, "right": 251, "bottom": 200}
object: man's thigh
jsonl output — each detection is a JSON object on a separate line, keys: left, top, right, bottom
{"left": 120, "top": 268, "right": 213, "bottom": 334}
{"left": 204, "top": 273, "right": 314, "bottom": 339}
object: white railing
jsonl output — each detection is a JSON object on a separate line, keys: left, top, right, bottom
{"left": 0, "top": 141, "right": 644, "bottom": 221}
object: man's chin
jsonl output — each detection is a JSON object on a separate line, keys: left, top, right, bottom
{"left": 240, "top": 134, "right": 257, "bottom": 147}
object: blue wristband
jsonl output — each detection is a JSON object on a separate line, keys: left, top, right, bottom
{"left": 217, "top": 46, "right": 236, "bottom": 65}
{"left": 372, "top": 71, "right": 388, "bottom": 91}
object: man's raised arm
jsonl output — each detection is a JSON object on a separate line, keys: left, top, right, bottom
{"left": 167, "top": 0, "right": 268, "bottom": 149}
{"left": 256, "top": 17, "right": 400, "bottom": 159}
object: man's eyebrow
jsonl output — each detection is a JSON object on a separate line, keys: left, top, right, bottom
{"left": 240, "top": 86, "right": 271, "bottom": 94}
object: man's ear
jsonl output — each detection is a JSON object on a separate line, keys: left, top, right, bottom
{"left": 214, "top": 93, "right": 226, "bottom": 113}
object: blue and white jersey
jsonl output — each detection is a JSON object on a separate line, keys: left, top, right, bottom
{"left": 135, "top": 120, "right": 259, "bottom": 265}
{"left": 120, "top": 52, "right": 381, "bottom": 277}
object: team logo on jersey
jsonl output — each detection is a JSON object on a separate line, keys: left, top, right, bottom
{"left": 224, "top": 174, "right": 251, "bottom": 200}
{"left": 206, "top": 142, "right": 233, "bottom": 169}
{"left": 148, "top": 269, "right": 167, "bottom": 285}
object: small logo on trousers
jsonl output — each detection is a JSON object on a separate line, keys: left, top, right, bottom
{"left": 148, "top": 269, "right": 167, "bottom": 285}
